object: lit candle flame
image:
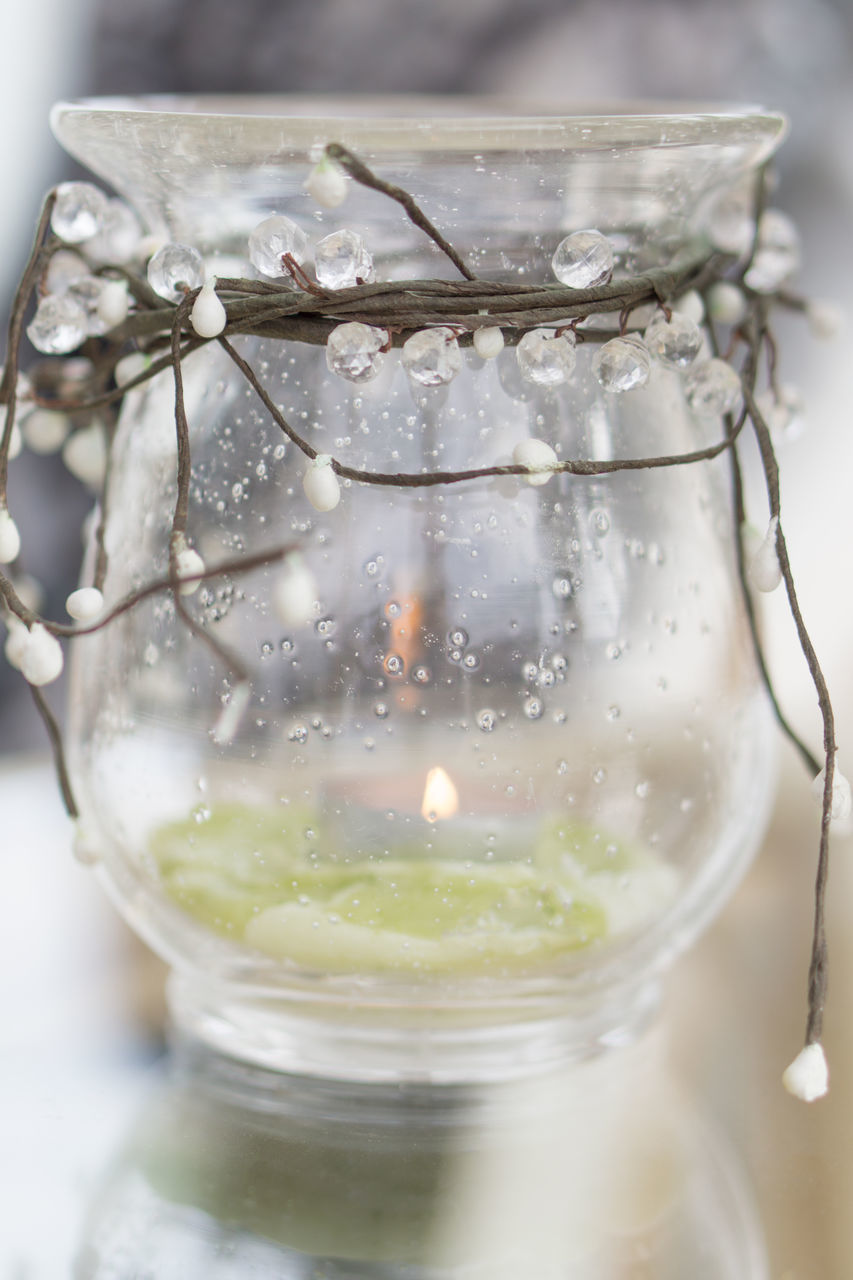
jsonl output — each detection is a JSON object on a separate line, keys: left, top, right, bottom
{"left": 421, "top": 766, "right": 459, "bottom": 823}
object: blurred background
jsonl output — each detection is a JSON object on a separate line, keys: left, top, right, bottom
{"left": 1, "top": 0, "right": 852, "bottom": 1275}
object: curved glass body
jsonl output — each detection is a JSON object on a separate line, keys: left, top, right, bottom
{"left": 59, "top": 98, "right": 782, "bottom": 1077}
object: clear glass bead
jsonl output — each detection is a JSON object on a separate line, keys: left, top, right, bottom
{"left": 26, "top": 294, "right": 88, "bottom": 354}
{"left": 248, "top": 215, "right": 309, "bottom": 279}
{"left": 684, "top": 358, "right": 742, "bottom": 416}
{"left": 64, "top": 275, "right": 109, "bottom": 336}
{"left": 51, "top": 181, "right": 109, "bottom": 243}
{"left": 326, "top": 322, "right": 386, "bottom": 383}
{"left": 147, "top": 243, "right": 205, "bottom": 302}
{"left": 44, "top": 249, "right": 88, "bottom": 294}
{"left": 401, "top": 327, "right": 462, "bottom": 386}
{"left": 84, "top": 199, "right": 143, "bottom": 266}
{"left": 314, "top": 230, "right": 374, "bottom": 290}
{"left": 551, "top": 229, "right": 613, "bottom": 288}
{"left": 593, "top": 336, "right": 651, "bottom": 392}
{"left": 516, "top": 330, "right": 576, "bottom": 386}
{"left": 743, "top": 209, "right": 800, "bottom": 293}
{"left": 644, "top": 313, "right": 703, "bottom": 370}
{"left": 706, "top": 187, "right": 755, "bottom": 257}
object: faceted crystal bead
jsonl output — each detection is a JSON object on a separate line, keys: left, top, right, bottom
{"left": 26, "top": 294, "right": 88, "bottom": 354}
{"left": 516, "top": 330, "right": 576, "bottom": 386}
{"left": 551, "top": 230, "right": 613, "bottom": 288}
{"left": 593, "top": 336, "right": 651, "bottom": 392}
{"left": 314, "top": 230, "right": 374, "bottom": 290}
{"left": 64, "top": 275, "right": 109, "bottom": 336}
{"left": 707, "top": 187, "right": 754, "bottom": 257}
{"left": 401, "top": 327, "right": 462, "bottom": 386}
{"left": 84, "top": 199, "right": 143, "bottom": 266}
{"left": 148, "top": 243, "right": 204, "bottom": 302}
{"left": 45, "top": 250, "right": 88, "bottom": 294}
{"left": 51, "top": 182, "right": 110, "bottom": 243}
{"left": 644, "top": 312, "right": 703, "bottom": 370}
{"left": 248, "top": 215, "right": 309, "bottom": 279}
{"left": 744, "top": 209, "right": 800, "bottom": 293}
{"left": 326, "top": 322, "right": 386, "bottom": 383}
{"left": 684, "top": 358, "right": 742, "bottom": 416}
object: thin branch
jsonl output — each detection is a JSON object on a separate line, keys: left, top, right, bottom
{"left": 325, "top": 142, "right": 476, "bottom": 281}
{"left": 0, "top": 191, "right": 58, "bottom": 503}
{"left": 29, "top": 685, "right": 78, "bottom": 818}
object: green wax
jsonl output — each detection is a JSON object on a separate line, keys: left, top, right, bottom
{"left": 150, "top": 804, "right": 671, "bottom": 974}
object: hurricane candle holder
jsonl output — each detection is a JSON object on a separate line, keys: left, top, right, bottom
{"left": 0, "top": 99, "right": 841, "bottom": 1098}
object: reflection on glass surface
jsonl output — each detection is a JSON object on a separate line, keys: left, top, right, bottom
{"left": 75, "top": 1030, "right": 767, "bottom": 1279}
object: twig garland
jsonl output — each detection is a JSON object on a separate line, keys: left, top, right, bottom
{"left": 0, "top": 142, "right": 842, "bottom": 1096}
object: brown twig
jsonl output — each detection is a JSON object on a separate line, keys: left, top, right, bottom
{"left": 325, "top": 142, "right": 476, "bottom": 282}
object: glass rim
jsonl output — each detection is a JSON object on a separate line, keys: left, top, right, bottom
{"left": 51, "top": 94, "right": 787, "bottom": 159}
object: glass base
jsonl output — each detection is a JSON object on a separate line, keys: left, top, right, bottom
{"left": 167, "top": 969, "right": 663, "bottom": 1084}
{"left": 75, "top": 1028, "right": 768, "bottom": 1279}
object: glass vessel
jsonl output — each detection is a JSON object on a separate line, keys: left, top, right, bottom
{"left": 55, "top": 98, "right": 785, "bottom": 1081}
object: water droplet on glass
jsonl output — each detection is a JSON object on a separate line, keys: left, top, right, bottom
{"left": 315, "top": 617, "right": 337, "bottom": 637}
{"left": 412, "top": 665, "right": 432, "bottom": 684}
{"left": 605, "top": 643, "right": 622, "bottom": 661}
{"left": 477, "top": 708, "right": 498, "bottom": 733}
{"left": 524, "top": 696, "right": 544, "bottom": 720}
{"left": 590, "top": 509, "right": 610, "bottom": 536}
{"left": 448, "top": 628, "right": 469, "bottom": 648}
{"left": 288, "top": 722, "right": 309, "bottom": 744}
{"left": 552, "top": 576, "right": 572, "bottom": 599}
{"left": 592, "top": 767, "right": 607, "bottom": 784}
{"left": 606, "top": 704, "right": 621, "bottom": 720}
{"left": 373, "top": 701, "right": 390, "bottom": 719}
{"left": 384, "top": 652, "right": 405, "bottom": 676}
{"left": 364, "top": 559, "right": 379, "bottom": 577}
{"left": 635, "top": 780, "right": 650, "bottom": 799}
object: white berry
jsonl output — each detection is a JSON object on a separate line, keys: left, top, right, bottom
{"left": 96, "top": 279, "right": 130, "bottom": 330}
{"left": 303, "top": 456, "right": 341, "bottom": 512}
{"left": 4, "top": 615, "right": 29, "bottom": 670}
{"left": 473, "top": 326, "right": 504, "bottom": 359}
{"left": 304, "top": 159, "right": 348, "bottom": 209}
{"left": 175, "top": 546, "right": 205, "bottom": 595}
{"left": 191, "top": 276, "right": 227, "bottom": 338}
{"left": 115, "top": 352, "right": 150, "bottom": 388}
{"left": 21, "top": 623, "right": 64, "bottom": 686}
{"left": 807, "top": 299, "right": 844, "bottom": 341}
{"left": 672, "top": 289, "right": 705, "bottom": 325}
{"left": 706, "top": 282, "right": 747, "bottom": 327}
{"left": 62, "top": 421, "right": 108, "bottom": 489}
{"left": 66, "top": 586, "right": 104, "bottom": 622}
{"left": 782, "top": 1043, "right": 828, "bottom": 1102}
{"left": 747, "top": 516, "right": 782, "bottom": 593}
{"left": 0, "top": 508, "right": 21, "bottom": 563}
{"left": 811, "top": 766, "right": 852, "bottom": 826}
{"left": 272, "top": 553, "right": 317, "bottom": 626}
{"left": 22, "top": 409, "right": 70, "bottom": 455}
{"left": 512, "top": 438, "right": 558, "bottom": 487}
